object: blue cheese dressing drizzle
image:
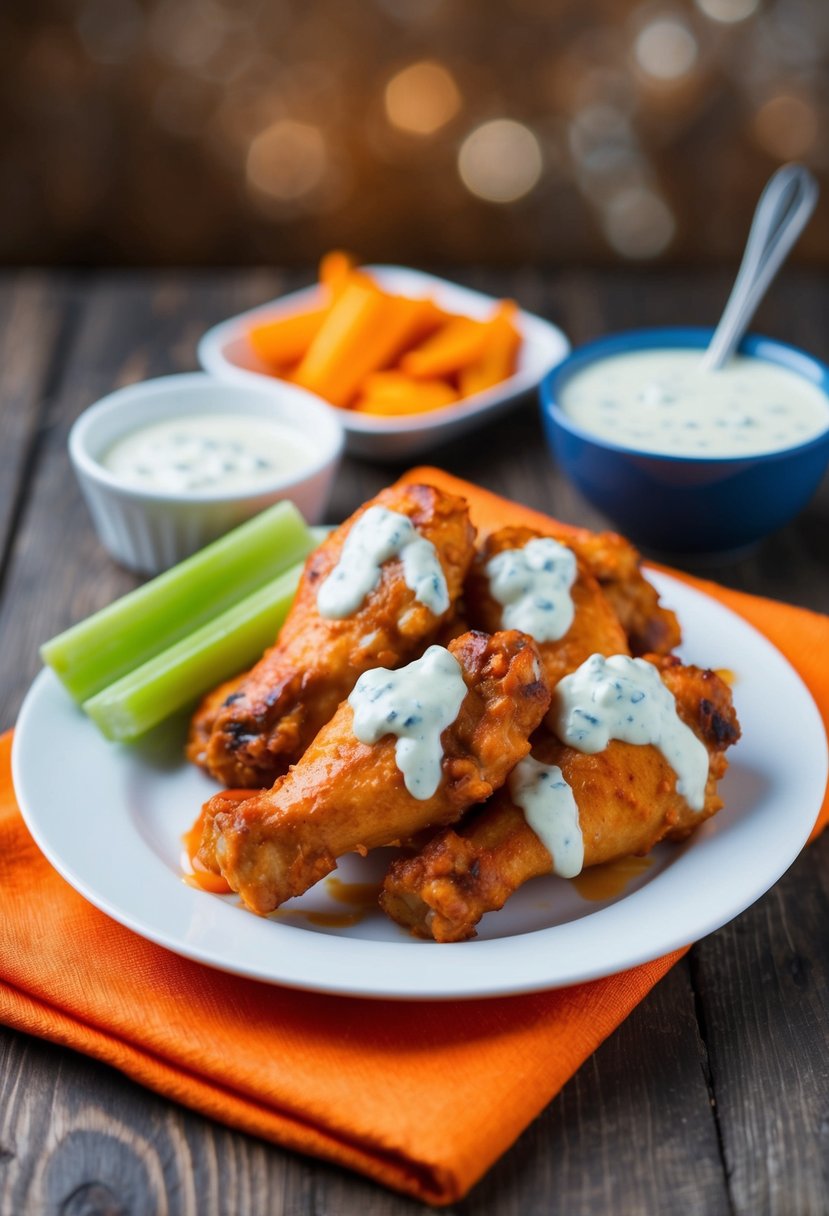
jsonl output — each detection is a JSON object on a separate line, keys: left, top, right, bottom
{"left": 485, "top": 538, "right": 577, "bottom": 642}
{"left": 553, "top": 653, "right": 709, "bottom": 811}
{"left": 509, "top": 756, "right": 583, "bottom": 878}
{"left": 348, "top": 645, "right": 467, "bottom": 799}
{"left": 317, "top": 505, "right": 449, "bottom": 620}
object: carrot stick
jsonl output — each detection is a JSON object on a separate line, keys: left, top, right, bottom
{"left": 319, "top": 249, "right": 355, "bottom": 290}
{"left": 247, "top": 252, "right": 358, "bottom": 371}
{"left": 292, "top": 281, "right": 440, "bottom": 408}
{"left": 399, "top": 316, "right": 488, "bottom": 380}
{"left": 355, "top": 376, "right": 458, "bottom": 415}
{"left": 248, "top": 307, "right": 331, "bottom": 370}
{"left": 458, "top": 301, "right": 522, "bottom": 397}
{"left": 360, "top": 371, "right": 429, "bottom": 397}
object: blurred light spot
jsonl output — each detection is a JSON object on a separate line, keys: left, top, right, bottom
{"left": 695, "top": 0, "right": 759, "bottom": 22}
{"left": 207, "top": 92, "right": 287, "bottom": 168}
{"left": 246, "top": 120, "right": 328, "bottom": 201}
{"left": 569, "top": 104, "right": 633, "bottom": 164}
{"left": 574, "top": 67, "right": 637, "bottom": 115}
{"left": 634, "top": 18, "right": 698, "bottom": 81}
{"left": 192, "top": 38, "right": 256, "bottom": 84}
{"left": 603, "top": 186, "right": 675, "bottom": 258}
{"left": 568, "top": 105, "right": 646, "bottom": 204}
{"left": 384, "top": 61, "right": 461, "bottom": 135}
{"left": 150, "top": 0, "right": 226, "bottom": 68}
{"left": 753, "top": 94, "right": 819, "bottom": 158}
{"left": 458, "top": 120, "right": 543, "bottom": 203}
{"left": 76, "top": 0, "right": 143, "bottom": 64}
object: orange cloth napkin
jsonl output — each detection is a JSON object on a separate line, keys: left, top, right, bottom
{"left": 1, "top": 467, "right": 827, "bottom": 1206}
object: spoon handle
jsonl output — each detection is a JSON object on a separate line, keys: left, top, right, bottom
{"left": 701, "top": 163, "right": 819, "bottom": 373}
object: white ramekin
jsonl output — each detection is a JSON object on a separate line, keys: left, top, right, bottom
{"left": 69, "top": 372, "right": 344, "bottom": 574}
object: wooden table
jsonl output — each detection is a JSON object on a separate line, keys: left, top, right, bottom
{"left": 1, "top": 268, "right": 827, "bottom": 1216}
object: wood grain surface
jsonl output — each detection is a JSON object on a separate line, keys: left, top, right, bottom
{"left": 0, "top": 268, "right": 827, "bottom": 1216}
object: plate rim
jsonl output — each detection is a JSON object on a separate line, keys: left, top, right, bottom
{"left": 12, "top": 571, "right": 828, "bottom": 1001}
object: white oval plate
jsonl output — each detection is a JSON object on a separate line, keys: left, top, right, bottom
{"left": 198, "top": 266, "right": 570, "bottom": 461}
{"left": 12, "top": 573, "right": 827, "bottom": 1001}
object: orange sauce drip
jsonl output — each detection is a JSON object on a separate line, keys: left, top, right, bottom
{"left": 571, "top": 855, "right": 654, "bottom": 902}
{"left": 272, "top": 878, "right": 383, "bottom": 929}
{"left": 183, "top": 871, "right": 233, "bottom": 895}
{"left": 715, "top": 668, "right": 738, "bottom": 686}
{"left": 305, "top": 910, "right": 365, "bottom": 928}
{"left": 325, "top": 876, "right": 383, "bottom": 909}
{"left": 180, "top": 789, "right": 255, "bottom": 896}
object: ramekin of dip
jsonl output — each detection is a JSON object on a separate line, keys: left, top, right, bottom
{"left": 539, "top": 328, "right": 829, "bottom": 555}
{"left": 69, "top": 372, "right": 344, "bottom": 573}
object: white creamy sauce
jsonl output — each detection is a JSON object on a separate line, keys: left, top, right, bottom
{"left": 317, "top": 505, "right": 449, "bottom": 620}
{"left": 559, "top": 349, "right": 828, "bottom": 457}
{"left": 485, "top": 537, "right": 577, "bottom": 641}
{"left": 552, "top": 653, "right": 709, "bottom": 811}
{"left": 509, "top": 756, "right": 583, "bottom": 878}
{"left": 347, "top": 645, "right": 467, "bottom": 799}
{"left": 102, "top": 413, "right": 316, "bottom": 494}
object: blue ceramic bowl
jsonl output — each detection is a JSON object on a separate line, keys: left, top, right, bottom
{"left": 539, "top": 327, "right": 829, "bottom": 555}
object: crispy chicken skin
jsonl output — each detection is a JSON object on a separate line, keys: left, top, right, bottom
{"left": 199, "top": 629, "right": 550, "bottom": 914}
{"left": 187, "top": 483, "right": 476, "bottom": 788}
{"left": 380, "top": 656, "right": 740, "bottom": 941}
{"left": 464, "top": 526, "right": 631, "bottom": 692}
{"left": 187, "top": 673, "right": 248, "bottom": 773}
{"left": 563, "top": 529, "right": 681, "bottom": 656}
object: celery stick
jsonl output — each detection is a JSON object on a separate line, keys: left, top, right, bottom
{"left": 83, "top": 561, "right": 304, "bottom": 742}
{"left": 41, "top": 501, "right": 313, "bottom": 703}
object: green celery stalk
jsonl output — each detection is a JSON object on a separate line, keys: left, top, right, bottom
{"left": 83, "top": 561, "right": 304, "bottom": 743}
{"left": 41, "top": 501, "right": 314, "bottom": 703}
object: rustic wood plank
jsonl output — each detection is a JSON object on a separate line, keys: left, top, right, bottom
{"left": 452, "top": 960, "right": 730, "bottom": 1216}
{"left": 0, "top": 272, "right": 74, "bottom": 569}
{"left": 0, "top": 1029, "right": 320, "bottom": 1216}
{"left": 690, "top": 831, "right": 829, "bottom": 1216}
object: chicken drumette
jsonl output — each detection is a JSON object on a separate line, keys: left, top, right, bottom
{"left": 199, "top": 629, "right": 550, "bottom": 914}
{"left": 187, "top": 482, "right": 476, "bottom": 788}
{"left": 381, "top": 656, "right": 739, "bottom": 941}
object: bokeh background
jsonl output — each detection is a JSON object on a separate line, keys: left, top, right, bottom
{"left": 2, "top": 0, "right": 827, "bottom": 267}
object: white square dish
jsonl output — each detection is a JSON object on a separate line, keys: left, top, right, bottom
{"left": 198, "top": 266, "right": 570, "bottom": 461}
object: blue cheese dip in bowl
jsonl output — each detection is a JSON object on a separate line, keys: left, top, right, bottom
{"left": 69, "top": 372, "right": 344, "bottom": 573}
{"left": 539, "top": 327, "right": 829, "bottom": 555}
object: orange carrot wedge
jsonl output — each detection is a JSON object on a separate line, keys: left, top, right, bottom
{"left": 248, "top": 307, "right": 331, "bottom": 370}
{"left": 400, "top": 316, "right": 488, "bottom": 380}
{"left": 355, "top": 375, "right": 458, "bottom": 415}
{"left": 319, "top": 249, "right": 355, "bottom": 290}
{"left": 292, "top": 280, "right": 440, "bottom": 408}
{"left": 248, "top": 252, "right": 357, "bottom": 371}
{"left": 359, "top": 371, "right": 438, "bottom": 397}
{"left": 458, "top": 301, "right": 522, "bottom": 397}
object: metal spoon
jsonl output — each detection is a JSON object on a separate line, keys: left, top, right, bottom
{"left": 700, "top": 163, "right": 819, "bottom": 372}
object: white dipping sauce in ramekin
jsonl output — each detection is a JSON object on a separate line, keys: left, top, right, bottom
{"left": 102, "top": 413, "right": 317, "bottom": 494}
{"left": 558, "top": 349, "right": 828, "bottom": 457}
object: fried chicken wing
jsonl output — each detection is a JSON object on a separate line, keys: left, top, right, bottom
{"left": 199, "top": 629, "right": 550, "bottom": 914}
{"left": 187, "top": 483, "right": 476, "bottom": 788}
{"left": 464, "top": 527, "right": 631, "bottom": 724}
{"left": 465, "top": 525, "right": 631, "bottom": 672}
{"left": 381, "top": 656, "right": 740, "bottom": 941}
{"left": 563, "top": 529, "right": 681, "bottom": 656}
{"left": 187, "top": 673, "right": 248, "bottom": 771}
